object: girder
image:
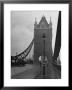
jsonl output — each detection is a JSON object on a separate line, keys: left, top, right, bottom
{"left": 11, "top": 38, "right": 34, "bottom": 61}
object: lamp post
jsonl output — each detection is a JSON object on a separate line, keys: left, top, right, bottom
{"left": 42, "top": 34, "right": 46, "bottom": 79}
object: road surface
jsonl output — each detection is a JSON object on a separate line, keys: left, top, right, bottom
{"left": 11, "top": 64, "right": 40, "bottom": 79}
{"left": 11, "top": 63, "right": 61, "bottom": 79}
{"left": 35, "top": 62, "right": 61, "bottom": 79}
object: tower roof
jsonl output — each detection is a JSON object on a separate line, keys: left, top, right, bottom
{"left": 39, "top": 16, "right": 48, "bottom": 25}
{"left": 38, "top": 16, "right": 49, "bottom": 28}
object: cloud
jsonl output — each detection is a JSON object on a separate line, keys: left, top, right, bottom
{"left": 11, "top": 11, "right": 58, "bottom": 56}
{"left": 11, "top": 24, "right": 33, "bottom": 55}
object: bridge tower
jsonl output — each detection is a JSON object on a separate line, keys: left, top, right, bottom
{"left": 34, "top": 16, "right": 53, "bottom": 64}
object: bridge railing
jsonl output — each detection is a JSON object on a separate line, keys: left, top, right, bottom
{"left": 11, "top": 38, "right": 34, "bottom": 66}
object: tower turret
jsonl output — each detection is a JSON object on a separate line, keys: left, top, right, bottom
{"left": 49, "top": 17, "right": 52, "bottom": 28}
{"left": 34, "top": 17, "right": 37, "bottom": 29}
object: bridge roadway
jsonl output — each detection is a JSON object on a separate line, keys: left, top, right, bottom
{"left": 11, "top": 62, "right": 61, "bottom": 79}
{"left": 35, "top": 62, "right": 61, "bottom": 79}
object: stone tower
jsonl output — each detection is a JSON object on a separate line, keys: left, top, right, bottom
{"left": 34, "top": 16, "right": 53, "bottom": 64}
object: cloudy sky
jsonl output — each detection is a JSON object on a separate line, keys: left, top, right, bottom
{"left": 11, "top": 11, "right": 59, "bottom": 56}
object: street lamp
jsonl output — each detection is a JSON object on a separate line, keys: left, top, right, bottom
{"left": 42, "top": 33, "right": 46, "bottom": 79}
{"left": 42, "top": 34, "right": 46, "bottom": 60}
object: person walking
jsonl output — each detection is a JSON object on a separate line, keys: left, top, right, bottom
{"left": 39, "top": 56, "right": 42, "bottom": 67}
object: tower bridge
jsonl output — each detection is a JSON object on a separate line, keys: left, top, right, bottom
{"left": 11, "top": 11, "right": 61, "bottom": 79}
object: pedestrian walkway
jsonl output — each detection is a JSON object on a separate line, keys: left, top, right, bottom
{"left": 11, "top": 64, "right": 40, "bottom": 79}
{"left": 35, "top": 62, "right": 61, "bottom": 79}
{"left": 11, "top": 63, "right": 61, "bottom": 79}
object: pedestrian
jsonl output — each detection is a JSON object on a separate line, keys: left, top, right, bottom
{"left": 39, "top": 56, "right": 42, "bottom": 67}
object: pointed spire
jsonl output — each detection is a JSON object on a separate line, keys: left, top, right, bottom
{"left": 49, "top": 17, "right": 52, "bottom": 29}
{"left": 42, "top": 14, "right": 45, "bottom": 19}
{"left": 34, "top": 17, "right": 37, "bottom": 29}
{"left": 35, "top": 17, "right": 37, "bottom": 24}
{"left": 43, "top": 14, "right": 45, "bottom": 17}
{"left": 50, "top": 17, "right": 52, "bottom": 24}
{"left": 39, "top": 15, "right": 48, "bottom": 25}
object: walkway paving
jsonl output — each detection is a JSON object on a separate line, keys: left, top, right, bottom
{"left": 11, "top": 63, "right": 61, "bottom": 79}
{"left": 11, "top": 64, "right": 40, "bottom": 79}
{"left": 35, "top": 62, "right": 61, "bottom": 79}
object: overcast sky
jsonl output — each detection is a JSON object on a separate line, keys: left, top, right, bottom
{"left": 11, "top": 11, "right": 59, "bottom": 56}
